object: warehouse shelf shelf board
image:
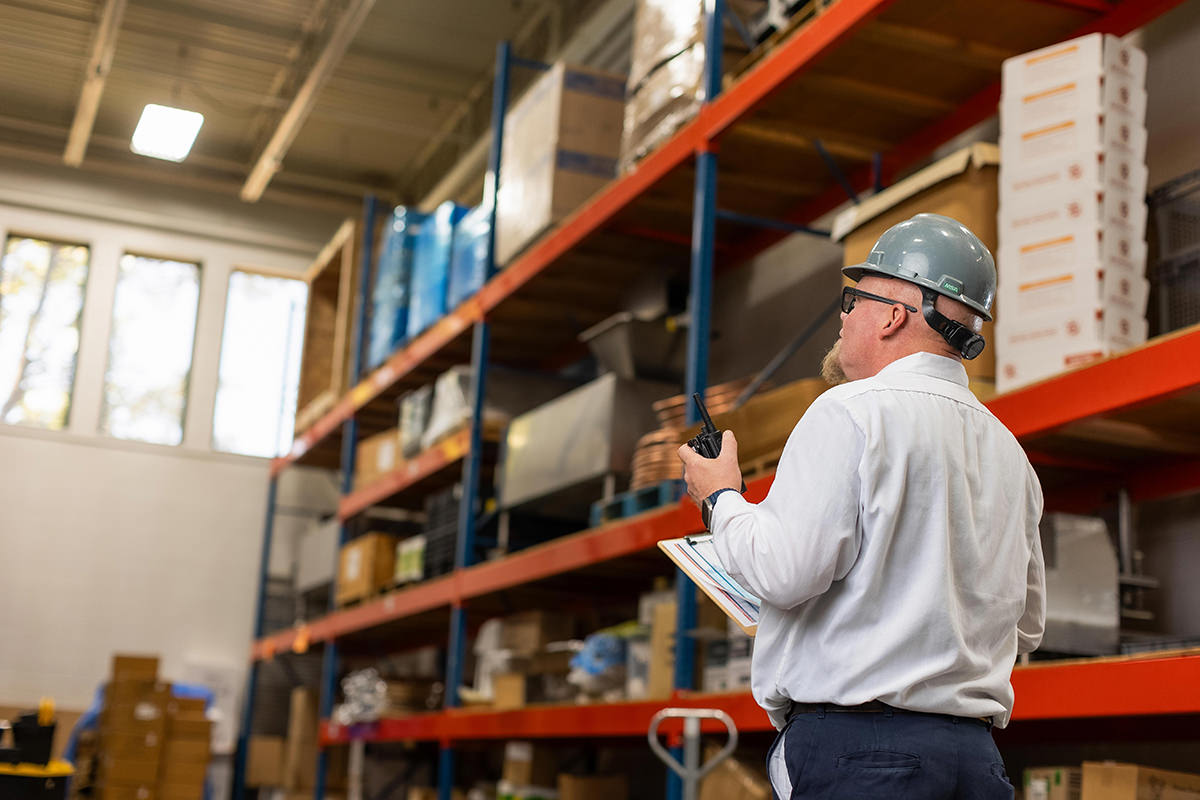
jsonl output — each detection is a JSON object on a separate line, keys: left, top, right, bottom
{"left": 316, "top": 651, "right": 1200, "bottom": 745}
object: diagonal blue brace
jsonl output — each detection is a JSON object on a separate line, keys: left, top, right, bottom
{"left": 724, "top": 4, "right": 756, "bottom": 49}
{"left": 813, "top": 138, "right": 859, "bottom": 205}
{"left": 715, "top": 208, "right": 830, "bottom": 238}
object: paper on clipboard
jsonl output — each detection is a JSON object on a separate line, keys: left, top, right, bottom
{"left": 658, "top": 534, "right": 760, "bottom": 636}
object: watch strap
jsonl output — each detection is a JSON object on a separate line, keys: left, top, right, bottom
{"left": 702, "top": 487, "right": 739, "bottom": 530}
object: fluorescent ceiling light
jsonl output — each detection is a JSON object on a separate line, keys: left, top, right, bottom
{"left": 130, "top": 104, "right": 204, "bottom": 162}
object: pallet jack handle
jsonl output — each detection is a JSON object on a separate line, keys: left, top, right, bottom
{"left": 647, "top": 707, "right": 738, "bottom": 800}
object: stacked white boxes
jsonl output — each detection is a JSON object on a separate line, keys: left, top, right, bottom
{"left": 996, "top": 34, "right": 1149, "bottom": 392}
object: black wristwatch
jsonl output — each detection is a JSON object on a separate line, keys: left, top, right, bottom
{"left": 701, "top": 488, "right": 739, "bottom": 530}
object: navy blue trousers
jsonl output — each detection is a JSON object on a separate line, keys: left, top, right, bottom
{"left": 767, "top": 709, "right": 1013, "bottom": 799}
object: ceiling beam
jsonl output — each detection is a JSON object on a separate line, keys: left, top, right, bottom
{"left": 63, "top": 0, "right": 128, "bottom": 167}
{"left": 240, "top": 0, "right": 376, "bottom": 203}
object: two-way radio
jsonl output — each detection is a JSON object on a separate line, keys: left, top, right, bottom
{"left": 686, "top": 393, "right": 746, "bottom": 493}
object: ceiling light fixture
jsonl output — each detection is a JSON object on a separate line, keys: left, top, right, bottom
{"left": 130, "top": 103, "right": 203, "bottom": 162}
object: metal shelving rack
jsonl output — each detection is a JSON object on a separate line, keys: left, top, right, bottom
{"left": 233, "top": 1, "right": 1199, "bottom": 799}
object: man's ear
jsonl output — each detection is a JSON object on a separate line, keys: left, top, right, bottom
{"left": 879, "top": 303, "right": 908, "bottom": 339}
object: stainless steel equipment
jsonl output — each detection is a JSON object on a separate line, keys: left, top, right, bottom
{"left": 579, "top": 311, "right": 687, "bottom": 382}
{"left": 499, "top": 373, "right": 674, "bottom": 517}
{"left": 1040, "top": 513, "right": 1120, "bottom": 655}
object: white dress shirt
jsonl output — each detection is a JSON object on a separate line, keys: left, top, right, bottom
{"left": 711, "top": 352, "right": 1045, "bottom": 729}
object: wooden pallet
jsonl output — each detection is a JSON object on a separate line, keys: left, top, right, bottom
{"left": 295, "top": 218, "right": 361, "bottom": 435}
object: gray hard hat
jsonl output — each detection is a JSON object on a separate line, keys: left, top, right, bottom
{"left": 842, "top": 213, "right": 996, "bottom": 321}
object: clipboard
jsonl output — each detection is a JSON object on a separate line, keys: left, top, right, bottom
{"left": 658, "top": 534, "right": 760, "bottom": 636}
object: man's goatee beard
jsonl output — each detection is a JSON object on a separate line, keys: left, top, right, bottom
{"left": 821, "top": 340, "right": 848, "bottom": 385}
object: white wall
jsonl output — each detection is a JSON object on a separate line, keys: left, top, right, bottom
{"left": 0, "top": 158, "right": 342, "bottom": 715}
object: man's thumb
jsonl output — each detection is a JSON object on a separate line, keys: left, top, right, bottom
{"left": 722, "top": 429, "right": 738, "bottom": 458}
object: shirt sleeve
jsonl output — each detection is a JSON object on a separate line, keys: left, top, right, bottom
{"left": 709, "top": 395, "right": 864, "bottom": 610}
{"left": 1017, "top": 468, "right": 1046, "bottom": 654}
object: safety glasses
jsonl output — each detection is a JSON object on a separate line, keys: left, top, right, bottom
{"left": 841, "top": 286, "right": 919, "bottom": 315}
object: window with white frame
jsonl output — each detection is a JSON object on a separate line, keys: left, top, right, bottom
{"left": 100, "top": 252, "right": 201, "bottom": 445}
{"left": 0, "top": 234, "right": 90, "bottom": 430}
{"left": 212, "top": 269, "right": 307, "bottom": 458}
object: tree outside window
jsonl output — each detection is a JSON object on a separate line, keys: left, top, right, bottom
{"left": 0, "top": 235, "right": 90, "bottom": 430}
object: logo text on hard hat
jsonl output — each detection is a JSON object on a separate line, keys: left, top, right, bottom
{"left": 940, "top": 278, "right": 964, "bottom": 295}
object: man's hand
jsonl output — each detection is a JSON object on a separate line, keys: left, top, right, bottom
{"left": 677, "top": 430, "right": 743, "bottom": 508}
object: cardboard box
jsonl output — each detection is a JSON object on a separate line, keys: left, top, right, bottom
{"left": 336, "top": 533, "right": 398, "bottom": 606}
{"left": 112, "top": 655, "right": 160, "bottom": 683}
{"left": 158, "top": 759, "right": 207, "bottom": 786}
{"left": 496, "top": 62, "right": 625, "bottom": 265}
{"left": 502, "top": 741, "right": 558, "bottom": 789}
{"left": 499, "top": 611, "right": 574, "bottom": 655}
{"left": 99, "top": 755, "right": 161, "bottom": 784}
{"left": 355, "top": 428, "right": 402, "bottom": 488}
{"left": 995, "top": 311, "right": 1147, "bottom": 391}
{"left": 96, "top": 785, "right": 156, "bottom": 800}
{"left": 833, "top": 144, "right": 999, "bottom": 380}
{"left": 165, "top": 697, "right": 205, "bottom": 718}
{"left": 165, "top": 715, "right": 211, "bottom": 740}
{"left": 1001, "top": 34, "right": 1146, "bottom": 96}
{"left": 102, "top": 690, "right": 169, "bottom": 734}
{"left": 100, "top": 715, "right": 167, "bottom": 741}
{"left": 646, "top": 594, "right": 729, "bottom": 698}
{"left": 558, "top": 774, "right": 629, "bottom": 800}
{"left": 107, "top": 681, "right": 172, "bottom": 705}
{"left": 161, "top": 737, "right": 210, "bottom": 763}
{"left": 493, "top": 673, "right": 530, "bottom": 710}
{"left": 157, "top": 785, "right": 204, "bottom": 800}
{"left": 283, "top": 689, "right": 318, "bottom": 791}
{"left": 648, "top": 600, "right": 677, "bottom": 700}
{"left": 246, "top": 735, "right": 285, "bottom": 787}
{"left": 104, "top": 730, "right": 164, "bottom": 760}
{"left": 1025, "top": 766, "right": 1082, "bottom": 800}
{"left": 1082, "top": 761, "right": 1200, "bottom": 799}
{"left": 698, "top": 749, "right": 770, "bottom": 800}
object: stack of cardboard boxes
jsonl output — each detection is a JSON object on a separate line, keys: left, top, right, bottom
{"left": 491, "top": 612, "right": 575, "bottom": 710}
{"left": 94, "top": 655, "right": 211, "bottom": 800}
{"left": 245, "top": 688, "right": 346, "bottom": 800}
{"left": 996, "top": 33, "right": 1150, "bottom": 392}
{"left": 159, "top": 696, "right": 211, "bottom": 800}
{"left": 1025, "top": 762, "right": 1200, "bottom": 799}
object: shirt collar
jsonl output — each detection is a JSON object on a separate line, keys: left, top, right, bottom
{"left": 875, "top": 351, "right": 969, "bottom": 387}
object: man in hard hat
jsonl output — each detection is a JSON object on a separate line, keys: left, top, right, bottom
{"left": 678, "top": 213, "right": 1045, "bottom": 798}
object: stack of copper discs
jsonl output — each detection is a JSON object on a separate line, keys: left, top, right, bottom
{"left": 630, "top": 427, "right": 687, "bottom": 488}
{"left": 650, "top": 376, "right": 760, "bottom": 429}
{"left": 632, "top": 377, "right": 767, "bottom": 489}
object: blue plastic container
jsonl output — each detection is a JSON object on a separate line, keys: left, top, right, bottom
{"left": 407, "top": 201, "right": 468, "bottom": 339}
{"left": 368, "top": 207, "right": 426, "bottom": 369}
{"left": 447, "top": 204, "right": 492, "bottom": 309}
